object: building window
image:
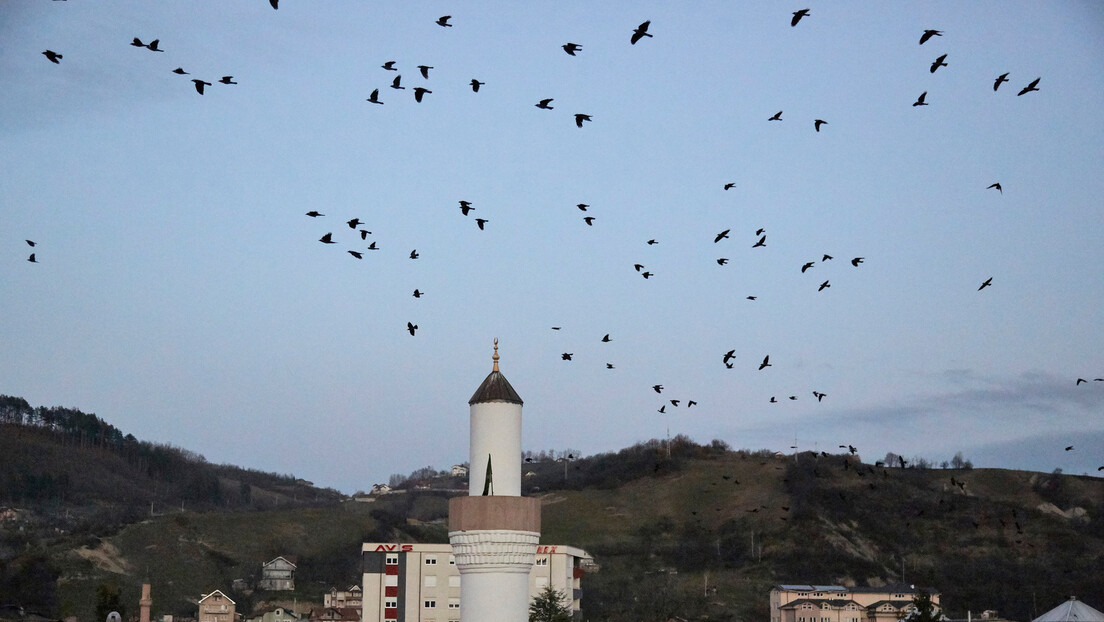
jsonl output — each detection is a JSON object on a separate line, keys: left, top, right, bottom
{"left": 535, "top": 557, "right": 548, "bottom": 566}
{"left": 449, "top": 555, "right": 456, "bottom": 565}
{"left": 448, "top": 599, "right": 460, "bottom": 609}
{"left": 384, "top": 600, "right": 397, "bottom": 609}
{"left": 424, "top": 600, "right": 436, "bottom": 609}
{"left": 425, "top": 556, "right": 437, "bottom": 565}
{"left": 385, "top": 554, "right": 398, "bottom": 565}
{"left": 425, "top": 576, "right": 438, "bottom": 587}
{"left": 449, "top": 576, "right": 460, "bottom": 588}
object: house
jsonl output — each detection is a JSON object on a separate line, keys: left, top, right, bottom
{"left": 450, "top": 465, "right": 468, "bottom": 477}
{"left": 197, "top": 591, "right": 236, "bottom": 622}
{"left": 324, "top": 586, "right": 363, "bottom": 609}
{"left": 309, "top": 608, "right": 359, "bottom": 622}
{"left": 259, "top": 557, "right": 297, "bottom": 591}
{"left": 771, "top": 584, "right": 942, "bottom": 622}
{"left": 242, "top": 607, "right": 302, "bottom": 622}
{"left": 369, "top": 484, "right": 392, "bottom": 495}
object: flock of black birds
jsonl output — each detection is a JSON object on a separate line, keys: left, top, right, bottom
{"left": 25, "top": 4, "right": 1100, "bottom": 472}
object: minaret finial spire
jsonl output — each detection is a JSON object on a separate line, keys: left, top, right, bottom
{"left": 492, "top": 338, "right": 499, "bottom": 372}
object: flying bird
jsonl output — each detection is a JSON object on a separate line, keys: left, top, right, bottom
{"left": 791, "top": 9, "right": 810, "bottom": 26}
{"left": 413, "top": 87, "right": 431, "bottom": 102}
{"left": 978, "top": 277, "right": 993, "bottom": 290}
{"left": 191, "top": 79, "right": 212, "bottom": 94}
{"left": 752, "top": 235, "right": 766, "bottom": 248}
{"left": 536, "top": 98, "right": 554, "bottom": 109}
{"left": 657, "top": 405, "right": 666, "bottom": 414}
{"left": 814, "top": 119, "right": 827, "bottom": 132}
{"left": 381, "top": 60, "right": 397, "bottom": 71}
{"left": 305, "top": 211, "right": 323, "bottom": 217}
{"left": 418, "top": 65, "right": 433, "bottom": 79}
{"left": 359, "top": 229, "right": 371, "bottom": 239}
{"left": 574, "top": 113, "right": 592, "bottom": 127}
{"left": 631, "top": 20, "right": 652, "bottom": 44}
{"left": 42, "top": 50, "right": 62, "bottom": 63}
{"left": 172, "top": 67, "right": 189, "bottom": 75}
{"left": 269, "top": 0, "right": 277, "bottom": 9}
{"left": 347, "top": 250, "right": 363, "bottom": 259}
{"left": 819, "top": 280, "right": 830, "bottom": 291}
{"left": 919, "top": 29, "right": 943, "bottom": 45}
{"left": 459, "top": 201, "right": 474, "bottom": 215}
{"left": 822, "top": 254, "right": 833, "bottom": 261}
{"left": 607, "top": 363, "right": 615, "bottom": 369}
{"left": 562, "top": 353, "right": 573, "bottom": 360}
{"left": 768, "top": 110, "right": 782, "bottom": 121}
{"left": 347, "top": 218, "right": 363, "bottom": 228}
{"left": 988, "top": 183, "right": 1002, "bottom": 194}
{"left": 913, "top": 91, "right": 929, "bottom": 106}
{"left": 1017, "top": 77, "right": 1040, "bottom": 96}
{"left": 366, "top": 241, "right": 378, "bottom": 250}
{"left": 25, "top": 240, "right": 36, "bottom": 247}
{"left": 390, "top": 75, "right": 405, "bottom": 90}
{"left": 27, "top": 253, "right": 37, "bottom": 263}
{"left": 562, "top": 42, "right": 582, "bottom": 56}
{"left": 1065, "top": 445, "right": 1074, "bottom": 451}
{"left": 407, "top": 322, "right": 418, "bottom": 336}
{"left": 319, "top": 233, "right": 335, "bottom": 244}
{"left": 670, "top": 400, "right": 680, "bottom": 407}
{"left": 409, "top": 250, "right": 419, "bottom": 259}
{"left": 723, "top": 350, "right": 736, "bottom": 365}
{"left": 413, "top": 289, "right": 423, "bottom": 298}
{"left": 653, "top": 385, "right": 663, "bottom": 393}
{"left": 851, "top": 257, "right": 864, "bottom": 266}
{"left": 801, "top": 262, "right": 815, "bottom": 273}
{"left": 717, "top": 258, "right": 729, "bottom": 265}
{"left": 219, "top": 76, "right": 237, "bottom": 84}
{"left": 470, "top": 79, "right": 484, "bottom": 92}
{"left": 584, "top": 216, "right": 595, "bottom": 226}
{"left": 1076, "top": 378, "right": 1087, "bottom": 385}
{"left": 724, "top": 182, "right": 736, "bottom": 190}
{"left": 145, "top": 39, "right": 164, "bottom": 52}
{"left": 436, "top": 15, "right": 452, "bottom": 27}
{"left": 687, "top": 400, "right": 697, "bottom": 407}
{"left": 641, "top": 271, "right": 653, "bottom": 279}
{"left": 602, "top": 334, "right": 611, "bottom": 342}
{"left": 759, "top": 355, "right": 771, "bottom": 370}
{"left": 366, "top": 89, "right": 383, "bottom": 104}
{"left": 993, "top": 72, "right": 1010, "bottom": 91}
{"left": 576, "top": 203, "right": 589, "bottom": 211}
{"left": 714, "top": 229, "right": 730, "bottom": 243}
{"left": 814, "top": 391, "right": 827, "bottom": 402}
{"left": 634, "top": 264, "right": 644, "bottom": 272}
{"left": 930, "top": 54, "right": 948, "bottom": 73}
{"left": 475, "top": 218, "right": 488, "bottom": 230}
{"left": 647, "top": 239, "right": 658, "bottom": 245}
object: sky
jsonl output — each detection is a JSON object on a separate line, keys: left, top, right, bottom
{"left": 2, "top": 1, "right": 1103, "bottom": 495}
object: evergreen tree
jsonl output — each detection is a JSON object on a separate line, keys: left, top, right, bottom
{"left": 529, "top": 585, "right": 572, "bottom": 622}
{"left": 905, "top": 589, "right": 941, "bottom": 622}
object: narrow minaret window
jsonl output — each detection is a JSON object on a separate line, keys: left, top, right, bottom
{"left": 481, "top": 454, "right": 493, "bottom": 496}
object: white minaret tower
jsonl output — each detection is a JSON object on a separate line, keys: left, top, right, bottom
{"left": 449, "top": 340, "right": 541, "bottom": 622}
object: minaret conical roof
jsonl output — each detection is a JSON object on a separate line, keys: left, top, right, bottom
{"left": 469, "top": 339, "right": 523, "bottom": 405}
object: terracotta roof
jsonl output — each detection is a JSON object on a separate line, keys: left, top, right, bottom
{"left": 469, "top": 370, "right": 523, "bottom": 405}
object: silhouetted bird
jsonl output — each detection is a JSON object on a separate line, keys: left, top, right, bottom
{"left": 752, "top": 235, "right": 766, "bottom": 248}
{"left": 536, "top": 98, "right": 554, "bottom": 109}
{"left": 131, "top": 38, "right": 146, "bottom": 47}
{"left": 577, "top": 203, "right": 589, "bottom": 211}
{"left": 670, "top": 400, "right": 680, "bottom": 407}
{"left": 1017, "top": 77, "right": 1040, "bottom": 96}
{"left": 413, "top": 289, "right": 423, "bottom": 298}
{"left": 724, "top": 182, "right": 736, "bottom": 190}
{"left": 631, "top": 20, "right": 652, "bottom": 44}
{"left": 562, "top": 43, "right": 582, "bottom": 56}
{"left": 407, "top": 322, "right": 418, "bottom": 335}
{"left": 930, "top": 54, "right": 948, "bottom": 73}
{"left": 562, "top": 353, "right": 573, "bottom": 360}
{"left": 634, "top": 264, "right": 644, "bottom": 272}
{"left": 305, "top": 211, "right": 323, "bottom": 217}
{"left": 919, "top": 29, "right": 942, "bottom": 45}
{"left": 470, "top": 79, "right": 484, "bottom": 92}
{"left": 359, "top": 229, "right": 370, "bottom": 239}
{"left": 978, "top": 277, "right": 993, "bottom": 290}
{"left": 723, "top": 350, "right": 736, "bottom": 364}
{"left": 653, "top": 385, "right": 663, "bottom": 393}
{"left": 171, "top": 68, "right": 190, "bottom": 76}
{"left": 993, "top": 73, "right": 1010, "bottom": 91}
{"left": 688, "top": 400, "right": 697, "bottom": 407}
{"left": 413, "top": 87, "right": 431, "bottom": 102}
{"left": 814, "top": 391, "right": 827, "bottom": 402}
{"left": 475, "top": 218, "right": 488, "bottom": 230}
{"left": 988, "top": 183, "right": 1002, "bottom": 194}
{"left": 747, "top": 296, "right": 756, "bottom": 300}
{"left": 574, "top": 113, "right": 592, "bottom": 127}
{"left": 607, "top": 363, "right": 614, "bottom": 369}
{"left": 436, "top": 15, "right": 452, "bottom": 27}
{"left": 145, "top": 39, "right": 164, "bottom": 52}
{"left": 814, "top": 119, "right": 827, "bottom": 132}
{"left": 269, "top": 0, "right": 278, "bottom": 9}
{"left": 219, "top": 76, "right": 237, "bottom": 84}
{"left": 823, "top": 254, "right": 833, "bottom": 261}
{"left": 717, "top": 258, "right": 729, "bottom": 265}
{"left": 801, "top": 262, "right": 815, "bottom": 273}
{"left": 584, "top": 216, "right": 595, "bottom": 226}
{"left": 1065, "top": 445, "right": 1074, "bottom": 451}
{"left": 459, "top": 200, "right": 474, "bottom": 215}
{"left": 27, "top": 253, "right": 37, "bottom": 263}
{"left": 641, "top": 271, "right": 652, "bottom": 278}
{"left": 851, "top": 257, "right": 864, "bottom": 266}
{"left": 791, "top": 9, "right": 810, "bottom": 26}
{"left": 913, "top": 91, "right": 929, "bottom": 106}
{"left": 410, "top": 250, "right": 419, "bottom": 259}
{"left": 366, "top": 89, "right": 383, "bottom": 104}
{"left": 657, "top": 405, "right": 665, "bottom": 413}
{"left": 1076, "top": 378, "right": 1086, "bottom": 385}
{"left": 714, "top": 229, "right": 730, "bottom": 243}
{"left": 602, "top": 334, "right": 611, "bottom": 342}
{"left": 25, "top": 240, "right": 36, "bottom": 247}
{"left": 418, "top": 65, "right": 432, "bottom": 79}
{"left": 192, "top": 79, "right": 212, "bottom": 94}
{"left": 367, "top": 241, "right": 378, "bottom": 250}
{"left": 647, "top": 239, "right": 658, "bottom": 245}
{"left": 390, "top": 75, "right": 405, "bottom": 90}
{"left": 768, "top": 110, "right": 782, "bottom": 121}
{"left": 348, "top": 250, "right": 363, "bottom": 259}
{"left": 319, "top": 233, "right": 335, "bottom": 244}
{"left": 347, "top": 218, "right": 363, "bottom": 228}
{"left": 759, "top": 355, "right": 771, "bottom": 370}
{"left": 42, "top": 50, "right": 62, "bottom": 63}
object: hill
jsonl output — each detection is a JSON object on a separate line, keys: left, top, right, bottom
{"left": 2, "top": 401, "right": 1102, "bottom": 622}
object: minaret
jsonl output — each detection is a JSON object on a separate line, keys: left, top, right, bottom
{"left": 449, "top": 340, "right": 541, "bottom": 622}
{"left": 139, "top": 583, "right": 152, "bottom": 622}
